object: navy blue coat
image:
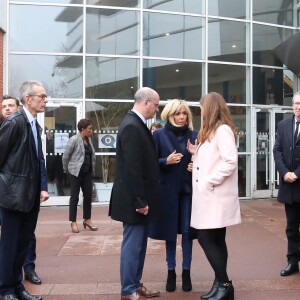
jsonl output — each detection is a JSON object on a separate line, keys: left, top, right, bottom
{"left": 274, "top": 115, "right": 300, "bottom": 204}
{"left": 148, "top": 125, "right": 198, "bottom": 241}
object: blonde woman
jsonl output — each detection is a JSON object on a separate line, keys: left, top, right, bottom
{"left": 187, "top": 92, "right": 241, "bottom": 300}
{"left": 149, "top": 99, "right": 197, "bottom": 292}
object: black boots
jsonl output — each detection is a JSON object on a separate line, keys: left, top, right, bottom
{"left": 201, "top": 281, "right": 234, "bottom": 300}
{"left": 182, "top": 269, "right": 192, "bottom": 292}
{"left": 201, "top": 279, "right": 219, "bottom": 299}
{"left": 166, "top": 270, "right": 176, "bottom": 292}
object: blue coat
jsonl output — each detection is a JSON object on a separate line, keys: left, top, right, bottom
{"left": 148, "top": 126, "right": 198, "bottom": 241}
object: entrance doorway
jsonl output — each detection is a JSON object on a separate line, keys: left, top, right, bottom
{"left": 253, "top": 107, "right": 293, "bottom": 198}
{"left": 37, "top": 102, "right": 82, "bottom": 205}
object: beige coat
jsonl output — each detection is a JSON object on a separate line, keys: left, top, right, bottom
{"left": 191, "top": 124, "right": 241, "bottom": 229}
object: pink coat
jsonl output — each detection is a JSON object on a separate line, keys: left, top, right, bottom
{"left": 191, "top": 124, "right": 241, "bottom": 229}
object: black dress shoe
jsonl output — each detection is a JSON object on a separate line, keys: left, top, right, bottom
{"left": 17, "top": 290, "right": 42, "bottom": 300}
{"left": 24, "top": 271, "right": 42, "bottom": 285}
{"left": 2, "top": 294, "right": 19, "bottom": 300}
{"left": 280, "top": 262, "right": 299, "bottom": 276}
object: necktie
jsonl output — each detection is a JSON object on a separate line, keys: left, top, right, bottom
{"left": 31, "top": 119, "right": 38, "bottom": 154}
{"left": 294, "top": 121, "right": 300, "bottom": 145}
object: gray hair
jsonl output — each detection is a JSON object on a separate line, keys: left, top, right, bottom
{"left": 19, "top": 80, "right": 44, "bottom": 104}
{"left": 292, "top": 91, "right": 300, "bottom": 103}
{"left": 134, "top": 87, "right": 158, "bottom": 103}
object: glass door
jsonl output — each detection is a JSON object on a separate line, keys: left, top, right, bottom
{"left": 253, "top": 107, "right": 293, "bottom": 198}
{"left": 37, "top": 102, "right": 82, "bottom": 205}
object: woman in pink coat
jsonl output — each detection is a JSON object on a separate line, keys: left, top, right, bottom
{"left": 187, "top": 92, "right": 241, "bottom": 300}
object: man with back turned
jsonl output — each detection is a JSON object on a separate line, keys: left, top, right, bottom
{"left": 109, "top": 87, "right": 161, "bottom": 300}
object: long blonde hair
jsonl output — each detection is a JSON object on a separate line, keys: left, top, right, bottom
{"left": 198, "top": 92, "right": 237, "bottom": 143}
{"left": 160, "top": 99, "right": 193, "bottom": 130}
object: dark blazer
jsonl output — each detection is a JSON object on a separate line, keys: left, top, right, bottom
{"left": 109, "top": 111, "right": 160, "bottom": 224}
{"left": 0, "top": 108, "right": 47, "bottom": 212}
{"left": 273, "top": 115, "right": 300, "bottom": 204}
{"left": 148, "top": 126, "right": 198, "bottom": 241}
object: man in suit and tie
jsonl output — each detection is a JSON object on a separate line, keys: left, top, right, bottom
{"left": 1, "top": 95, "right": 43, "bottom": 286}
{"left": 274, "top": 91, "right": 300, "bottom": 276}
{"left": 0, "top": 81, "right": 49, "bottom": 300}
{"left": 109, "top": 87, "right": 161, "bottom": 300}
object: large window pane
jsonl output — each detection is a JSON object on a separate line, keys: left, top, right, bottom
{"left": 10, "top": 5, "right": 83, "bottom": 53}
{"left": 87, "top": 0, "right": 139, "bottom": 7}
{"left": 8, "top": 54, "right": 83, "bottom": 98}
{"left": 253, "top": 0, "right": 294, "bottom": 26}
{"left": 143, "top": 59, "right": 203, "bottom": 101}
{"left": 143, "top": 0, "right": 204, "bottom": 14}
{"left": 208, "top": 19, "right": 247, "bottom": 63}
{"left": 253, "top": 24, "right": 295, "bottom": 66}
{"left": 208, "top": 63, "right": 246, "bottom": 103}
{"left": 208, "top": 0, "right": 248, "bottom": 19}
{"left": 252, "top": 66, "right": 294, "bottom": 105}
{"left": 86, "top": 8, "right": 139, "bottom": 55}
{"left": 144, "top": 12, "right": 204, "bottom": 60}
{"left": 86, "top": 57, "right": 139, "bottom": 99}
{"left": 12, "top": 0, "right": 82, "bottom": 3}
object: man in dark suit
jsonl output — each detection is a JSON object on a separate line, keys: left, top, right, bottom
{"left": 109, "top": 87, "right": 161, "bottom": 300}
{"left": 1, "top": 95, "right": 42, "bottom": 286}
{"left": 0, "top": 81, "right": 49, "bottom": 300}
{"left": 274, "top": 91, "right": 300, "bottom": 276}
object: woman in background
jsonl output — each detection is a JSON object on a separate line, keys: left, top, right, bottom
{"left": 187, "top": 92, "right": 241, "bottom": 300}
{"left": 149, "top": 99, "right": 197, "bottom": 292}
{"left": 62, "top": 118, "right": 97, "bottom": 233}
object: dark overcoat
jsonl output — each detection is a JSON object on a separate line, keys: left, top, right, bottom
{"left": 273, "top": 115, "right": 300, "bottom": 204}
{"left": 109, "top": 111, "right": 160, "bottom": 224}
{"left": 148, "top": 126, "right": 198, "bottom": 241}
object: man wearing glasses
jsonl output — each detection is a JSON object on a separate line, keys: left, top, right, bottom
{"left": 0, "top": 81, "right": 49, "bottom": 300}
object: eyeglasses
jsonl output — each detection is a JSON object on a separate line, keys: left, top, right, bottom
{"left": 29, "top": 94, "right": 48, "bottom": 99}
{"left": 146, "top": 98, "right": 159, "bottom": 108}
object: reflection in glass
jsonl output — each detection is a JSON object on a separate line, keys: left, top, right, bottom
{"left": 143, "top": 0, "right": 204, "bottom": 14}
{"left": 8, "top": 54, "right": 83, "bottom": 98}
{"left": 13, "top": 0, "right": 82, "bottom": 3}
{"left": 86, "top": 8, "right": 139, "bottom": 55}
{"left": 10, "top": 5, "right": 83, "bottom": 53}
{"left": 252, "top": 67, "right": 289, "bottom": 105}
{"left": 143, "top": 60, "right": 203, "bottom": 101}
{"left": 208, "top": 19, "right": 246, "bottom": 63}
{"left": 208, "top": 63, "right": 246, "bottom": 103}
{"left": 144, "top": 12, "right": 204, "bottom": 60}
{"left": 45, "top": 106, "right": 77, "bottom": 197}
{"left": 253, "top": 24, "right": 295, "bottom": 66}
{"left": 86, "top": 57, "right": 138, "bottom": 99}
{"left": 208, "top": 0, "right": 247, "bottom": 19}
{"left": 253, "top": 0, "right": 293, "bottom": 26}
{"left": 87, "top": 0, "right": 139, "bottom": 7}
{"left": 238, "top": 155, "right": 250, "bottom": 197}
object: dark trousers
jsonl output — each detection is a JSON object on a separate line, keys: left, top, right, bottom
{"left": 197, "top": 227, "right": 229, "bottom": 283}
{"left": 23, "top": 234, "right": 37, "bottom": 273}
{"left": 68, "top": 171, "right": 93, "bottom": 222}
{"left": 120, "top": 223, "right": 148, "bottom": 296}
{"left": 0, "top": 205, "right": 39, "bottom": 296}
{"left": 284, "top": 203, "right": 300, "bottom": 263}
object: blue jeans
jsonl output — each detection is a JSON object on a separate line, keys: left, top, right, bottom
{"left": 120, "top": 223, "right": 148, "bottom": 296}
{"left": 166, "top": 193, "right": 193, "bottom": 270}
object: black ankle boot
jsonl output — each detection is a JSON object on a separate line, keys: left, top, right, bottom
{"left": 201, "top": 279, "right": 219, "bottom": 299}
{"left": 182, "top": 269, "right": 192, "bottom": 292}
{"left": 166, "top": 270, "right": 176, "bottom": 292}
{"left": 207, "top": 281, "right": 234, "bottom": 300}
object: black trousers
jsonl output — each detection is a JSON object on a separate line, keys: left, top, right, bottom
{"left": 197, "top": 227, "right": 229, "bottom": 283}
{"left": 284, "top": 203, "right": 300, "bottom": 263}
{"left": 0, "top": 204, "right": 39, "bottom": 296}
{"left": 68, "top": 171, "right": 93, "bottom": 222}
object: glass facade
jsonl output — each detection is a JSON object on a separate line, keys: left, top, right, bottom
{"left": 4, "top": 0, "right": 300, "bottom": 201}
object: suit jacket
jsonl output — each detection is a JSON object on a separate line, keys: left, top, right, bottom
{"left": 62, "top": 133, "right": 96, "bottom": 177}
{"left": 109, "top": 110, "right": 160, "bottom": 224}
{"left": 191, "top": 124, "right": 241, "bottom": 229}
{"left": 273, "top": 115, "right": 300, "bottom": 204}
{"left": 0, "top": 108, "right": 47, "bottom": 212}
